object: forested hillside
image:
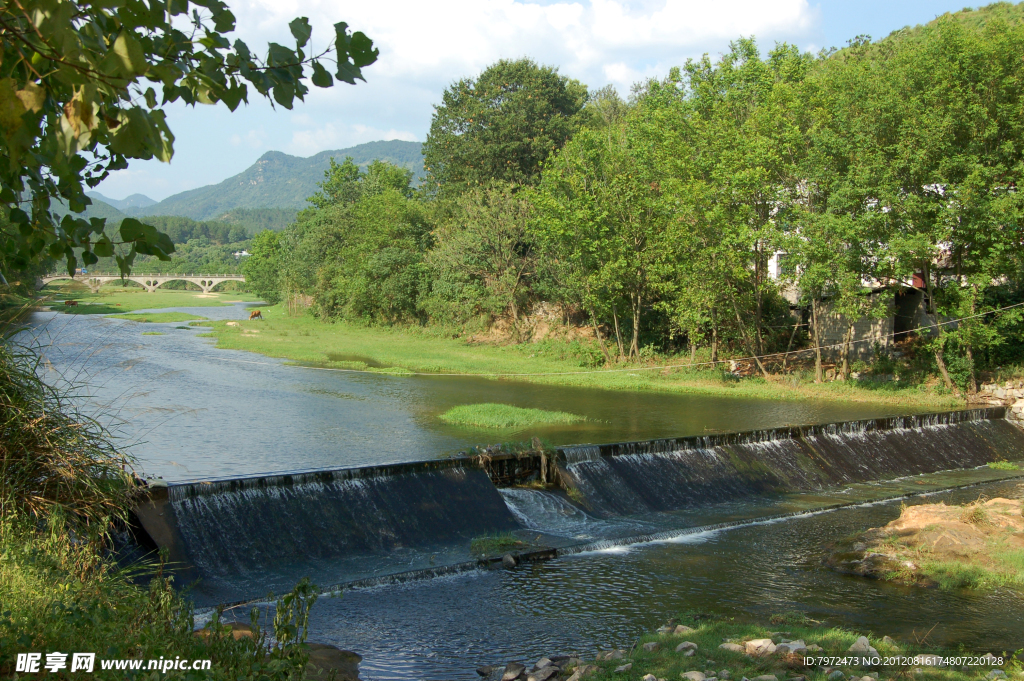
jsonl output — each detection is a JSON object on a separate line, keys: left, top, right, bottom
{"left": 245, "top": 3, "right": 1024, "bottom": 396}
{"left": 130, "top": 140, "right": 423, "bottom": 220}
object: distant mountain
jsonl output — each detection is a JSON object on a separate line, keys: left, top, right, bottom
{"left": 132, "top": 140, "right": 424, "bottom": 221}
{"left": 51, "top": 196, "right": 128, "bottom": 223}
{"left": 87, "top": 191, "right": 157, "bottom": 212}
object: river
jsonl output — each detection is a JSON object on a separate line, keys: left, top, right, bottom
{"left": 20, "top": 304, "right": 1024, "bottom": 680}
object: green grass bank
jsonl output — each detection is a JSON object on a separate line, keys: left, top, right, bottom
{"left": 198, "top": 303, "right": 962, "bottom": 409}
{"left": 41, "top": 284, "right": 259, "bottom": 314}
{"left": 549, "top": 615, "right": 1021, "bottom": 681}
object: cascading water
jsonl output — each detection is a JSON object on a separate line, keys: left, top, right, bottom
{"left": 558, "top": 408, "right": 1024, "bottom": 517}
{"left": 134, "top": 408, "right": 1024, "bottom": 606}
{"left": 159, "top": 463, "right": 520, "bottom": 604}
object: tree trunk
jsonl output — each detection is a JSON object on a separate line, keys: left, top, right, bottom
{"left": 730, "top": 294, "right": 770, "bottom": 379}
{"left": 782, "top": 314, "right": 800, "bottom": 373}
{"left": 923, "top": 263, "right": 959, "bottom": 395}
{"left": 690, "top": 336, "right": 698, "bottom": 365}
{"left": 840, "top": 323, "right": 854, "bottom": 380}
{"left": 811, "top": 298, "right": 823, "bottom": 383}
{"left": 710, "top": 308, "right": 719, "bottom": 364}
{"left": 587, "top": 303, "right": 613, "bottom": 364}
{"left": 630, "top": 294, "right": 641, "bottom": 358}
{"left": 611, "top": 303, "right": 625, "bottom": 360}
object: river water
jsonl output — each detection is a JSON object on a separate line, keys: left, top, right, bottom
{"left": 21, "top": 304, "right": 1024, "bottom": 680}
{"left": 24, "top": 304, "right": 918, "bottom": 482}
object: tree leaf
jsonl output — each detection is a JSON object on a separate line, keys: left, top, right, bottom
{"left": 289, "top": 17, "right": 312, "bottom": 49}
{"left": 311, "top": 61, "right": 333, "bottom": 88}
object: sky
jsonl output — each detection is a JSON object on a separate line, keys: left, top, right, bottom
{"left": 99, "top": 0, "right": 987, "bottom": 202}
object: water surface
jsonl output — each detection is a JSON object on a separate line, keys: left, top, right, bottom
{"left": 25, "top": 306, "right": 928, "bottom": 481}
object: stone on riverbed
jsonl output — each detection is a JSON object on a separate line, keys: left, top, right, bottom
{"left": 681, "top": 672, "right": 706, "bottom": 681}
{"left": 598, "top": 650, "right": 627, "bottom": 660}
{"left": 719, "top": 643, "right": 746, "bottom": 654}
{"left": 527, "top": 667, "right": 559, "bottom": 681}
{"left": 533, "top": 658, "right": 553, "bottom": 671}
{"left": 746, "top": 639, "right": 777, "bottom": 657}
{"left": 565, "top": 665, "right": 600, "bottom": 681}
{"left": 644, "top": 642, "right": 661, "bottom": 652}
{"left": 776, "top": 640, "right": 807, "bottom": 655}
{"left": 676, "top": 642, "right": 698, "bottom": 653}
{"left": 304, "top": 644, "right": 362, "bottom": 681}
{"left": 614, "top": 663, "right": 633, "bottom": 673}
{"left": 477, "top": 666, "right": 495, "bottom": 677}
{"left": 502, "top": 663, "right": 526, "bottom": 681}
{"left": 847, "top": 637, "right": 880, "bottom": 658}
{"left": 752, "top": 675, "right": 778, "bottom": 681}
{"left": 676, "top": 625, "right": 697, "bottom": 635}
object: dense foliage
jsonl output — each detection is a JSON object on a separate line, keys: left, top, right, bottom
{"left": 0, "top": 0, "right": 377, "bottom": 276}
{"left": 239, "top": 4, "right": 1024, "bottom": 394}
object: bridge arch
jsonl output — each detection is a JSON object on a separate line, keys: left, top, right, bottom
{"left": 37, "top": 273, "right": 245, "bottom": 294}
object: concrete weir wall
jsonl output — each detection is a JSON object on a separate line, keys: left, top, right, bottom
{"left": 131, "top": 408, "right": 1022, "bottom": 592}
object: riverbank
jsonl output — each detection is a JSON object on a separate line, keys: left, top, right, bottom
{"left": 825, "top": 493, "right": 1024, "bottom": 590}
{"left": 193, "top": 303, "right": 960, "bottom": 408}
{"left": 480, "top": 616, "right": 1019, "bottom": 681}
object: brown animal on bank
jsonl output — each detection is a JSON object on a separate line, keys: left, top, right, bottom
{"left": 64, "top": 300, "right": 78, "bottom": 307}
{"left": 249, "top": 309, "right": 263, "bottom": 321}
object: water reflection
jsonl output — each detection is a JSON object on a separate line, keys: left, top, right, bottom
{"left": 23, "top": 307, "right": 929, "bottom": 481}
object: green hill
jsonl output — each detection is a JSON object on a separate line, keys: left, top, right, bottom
{"left": 132, "top": 140, "right": 423, "bottom": 221}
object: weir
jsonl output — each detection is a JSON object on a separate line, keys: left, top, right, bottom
{"left": 557, "top": 408, "right": 1023, "bottom": 517}
{"left": 131, "top": 407, "right": 1023, "bottom": 603}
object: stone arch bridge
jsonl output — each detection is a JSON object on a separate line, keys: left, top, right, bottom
{"left": 37, "top": 273, "right": 245, "bottom": 294}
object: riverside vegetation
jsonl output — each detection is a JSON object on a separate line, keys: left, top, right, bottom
{"left": 475, "top": 614, "right": 1020, "bottom": 681}
{"left": 231, "top": 3, "right": 1024, "bottom": 403}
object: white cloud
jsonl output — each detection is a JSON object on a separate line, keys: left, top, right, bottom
{"left": 103, "top": 0, "right": 822, "bottom": 199}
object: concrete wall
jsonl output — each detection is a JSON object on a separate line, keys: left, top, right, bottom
{"left": 817, "top": 292, "right": 895, "bottom": 361}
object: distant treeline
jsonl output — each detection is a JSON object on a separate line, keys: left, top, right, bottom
{"left": 140, "top": 216, "right": 251, "bottom": 245}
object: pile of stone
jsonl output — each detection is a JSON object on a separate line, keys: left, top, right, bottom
{"left": 478, "top": 656, "right": 596, "bottom": 681}
{"left": 973, "top": 380, "right": 1024, "bottom": 424}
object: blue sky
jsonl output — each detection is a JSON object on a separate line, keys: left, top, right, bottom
{"left": 100, "top": 0, "right": 988, "bottom": 202}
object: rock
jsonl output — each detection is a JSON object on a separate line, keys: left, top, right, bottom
{"left": 752, "top": 676, "right": 778, "bottom": 681}
{"left": 847, "top": 637, "right": 880, "bottom": 659}
{"left": 828, "top": 672, "right": 846, "bottom": 681}
{"left": 502, "top": 553, "right": 518, "bottom": 569}
{"left": 644, "top": 642, "right": 661, "bottom": 652}
{"left": 776, "top": 640, "right": 807, "bottom": 655}
{"left": 534, "top": 659, "right": 554, "bottom": 671}
{"left": 304, "top": 644, "right": 362, "bottom": 681}
{"left": 719, "top": 643, "right": 746, "bottom": 654}
{"left": 676, "top": 625, "right": 697, "bottom": 635}
{"left": 676, "top": 642, "right": 698, "bottom": 653}
{"left": 600, "top": 649, "right": 626, "bottom": 660}
{"left": 645, "top": 676, "right": 660, "bottom": 681}
{"left": 980, "top": 653, "right": 1001, "bottom": 665}
{"left": 745, "top": 639, "right": 777, "bottom": 657}
{"left": 681, "top": 672, "right": 706, "bottom": 681}
{"left": 502, "top": 663, "right": 527, "bottom": 681}
{"left": 719, "top": 671, "right": 731, "bottom": 680}
{"left": 528, "top": 668, "right": 559, "bottom": 681}
{"left": 987, "top": 672, "right": 1006, "bottom": 680}
{"left": 614, "top": 663, "right": 633, "bottom": 673}
{"left": 805, "top": 644, "right": 823, "bottom": 653}
{"left": 566, "top": 665, "right": 600, "bottom": 681}
{"left": 789, "top": 676, "right": 806, "bottom": 681}
{"left": 659, "top": 626, "right": 676, "bottom": 635}
{"left": 881, "top": 636, "right": 896, "bottom": 647}
{"left": 477, "top": 666, "right": 495, "bottom": 677}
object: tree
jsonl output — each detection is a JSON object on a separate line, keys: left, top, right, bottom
{"left": 423, "top": 58, "right": 587, "bottom": 194}
{"left": 423, "top": 183, "right": 537, "bottom": 332}
{"left": 535, "top": 124, "right": 668, "bottom": 359}
{"left": 0, "top": 0, "right": 377, "bottom": 276}
{"left": 242, "top": 229, "right": 282, "bottom": 304}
